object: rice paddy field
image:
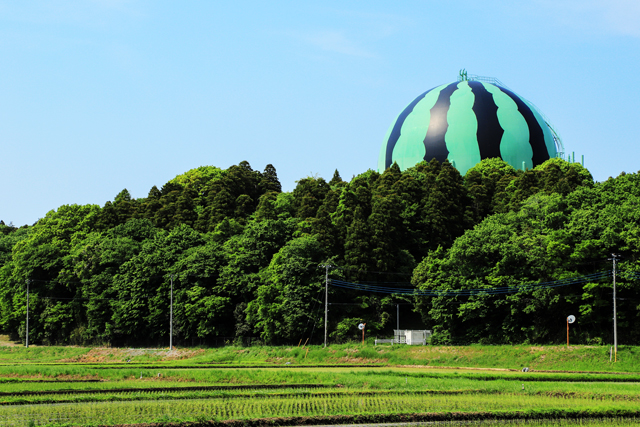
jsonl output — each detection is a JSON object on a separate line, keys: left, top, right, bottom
{"left": 0, "top": 341, "right": 639, "bottom": 426}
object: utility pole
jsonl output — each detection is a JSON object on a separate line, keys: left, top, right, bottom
{"left": 613, "top": 255, "right": 617, "bottom": 358}
{"left": 25, "top": 279, "right": 29, "bottom": 348}
{"left": 609, "top": 254, "right": 620, "bottom": 362}
{"left": 321, "top": 264, "right": 332, "bottom": 348}
{"left": 608, "top": 253, "right": 620, "bottom": 361}
{"left": 170, "top": 274, "right": 174, "bottom": 351}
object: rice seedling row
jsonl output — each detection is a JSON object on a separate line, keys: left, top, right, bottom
{"left": 0, "top": 383, "right": 331, "bottom": 397}
{"left": 2, "top": 368, "right": 639, "bottom": 392}
{"left": 7, "top": 387, "right": 640, "bottom": 407}
{"left": 0, "top": 379, "right": 100, "bottom": 384}
{"left": 2, "top": 372, "right": 640, "bottom": 399}
{"left": 7, "top": 389, "right": 640, "bottom": 406}
{"left": 0, "top": 388, "right": 488, "bottom": 406}
{"left": 371, "top": 369, "right": 640, "bottom": 383}
{"left": 7, "top": 413, "right": 640, "bottom": 427}
{"left": 0, "top": 363, "right": 383, "bottom": 369}
{"left": 2, "top": 392, "right": 640, "bottom": 426}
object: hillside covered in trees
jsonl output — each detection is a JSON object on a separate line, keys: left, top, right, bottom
{"left": 1, "top": 158, "right": 639, "bottom": 347}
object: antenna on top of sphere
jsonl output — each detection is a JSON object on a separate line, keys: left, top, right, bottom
{"left": 458, "top": 70, "right": 506, "bottom": 88}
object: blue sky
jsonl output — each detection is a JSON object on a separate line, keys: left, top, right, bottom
{"left": 1, "top": 1, "right": 639, "bottom": 226}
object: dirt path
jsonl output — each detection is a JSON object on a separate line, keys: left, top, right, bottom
{"left": 0, "top": 335, "right": 23, "bottom": 347}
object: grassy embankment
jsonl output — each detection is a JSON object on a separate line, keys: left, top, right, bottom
{"left": 0, "top": 342, "right": 635, "bottom": 371}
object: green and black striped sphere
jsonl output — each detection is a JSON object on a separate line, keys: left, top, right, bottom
{"left": 378, "top": 80, "right": 558, "bottom": 175}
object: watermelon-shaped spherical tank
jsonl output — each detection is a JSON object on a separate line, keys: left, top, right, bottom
{"left": 378, "top": 79, "right": 558, "bottom": 175}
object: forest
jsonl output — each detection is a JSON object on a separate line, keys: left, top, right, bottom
{"left": 1, "top": 157, "right": 639, "bottom": 347}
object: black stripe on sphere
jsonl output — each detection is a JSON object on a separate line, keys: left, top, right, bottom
{"left": 498, "top": 86, "right": 550, "bottom": 166}
{"left": 384, "top": 89, "right": 431, "bottom": 169}
{"left": 469, "top": 81, "right": 503, "bottom": 160}
{"left": 422, "top": 82, "right": 459, "bottom": 163}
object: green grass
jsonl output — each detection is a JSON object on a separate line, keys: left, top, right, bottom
{"left": 0, "top": 346, "right": 89, "bottom": 364}
{"left": 0, "top": 343, "right": 637, "bottom": 373}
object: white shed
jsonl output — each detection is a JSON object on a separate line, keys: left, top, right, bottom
{"left": 394, "top": 329, "right": 432, "bottom": 345}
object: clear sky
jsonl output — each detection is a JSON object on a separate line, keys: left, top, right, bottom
{"left": 2, "top": 1, "right": 639, "bottom": 226}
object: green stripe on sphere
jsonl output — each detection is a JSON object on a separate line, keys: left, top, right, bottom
{"left": 392, "top": 83, "right": 448, "bottom": 170}
{"left": 445, "top": 81, "right": 481, "bottom": 175}
{"left": 522, "top": 98, "right": 557, "bottom": 158}
{"left": 482, "top": 83, "right": 533, "bottom": 170}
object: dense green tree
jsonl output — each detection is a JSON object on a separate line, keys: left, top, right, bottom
{"left": 169, "top": 165, "right": 225, "bottom": 198}
{"left": 422, "top": 160, "right": 473, "bottom": 251}
{"left": 368, "top": 163, "right": 414, "bottom": 275}
{"left": 70, "top": 219, "right": 157, "bottom": 343}
{"left": 395, "top": 159, "right": 442, "bottom": 260}
{"left": 113, "top": 189, "right": 137, "bottom": 222}
{"left": 218, "top": 217, "right": 297, "bottom": 339}
{"left": 109, "top": 224, "right": 205, "bottom": 345}
{"left": 255, "top": 192, "right": 279, "bottom": 221}
{"left": 153, "top": 182, "right": 184, "bottom": 230}
{"left": 464, "top": 158, "right": 518, "bottom": 221}
{"left": 414, "top": 170, "right": 640, "bottom": 345}
{"left": 139, "top": 185, "right": 163, "bottom": 220}
{"left": 171, "top": 187, "right": 198, "bottom": 229}
{"left": 329, "top": 169, "right": 345, "bottom": 187}
{"left": 261, "top": 164, "right": 282, "bottom": 193}
{"left": 413, "top": 193, "right": 576, "bottom": 344}
{"left": 0, "top": 227, "right": 28, "bottom": 266}
{"left": 5, "top": 204, "right": 100, "bottom": 344}
{"left": 535, "top": 158, "right": 594, "bottom": 195}
{"left": 332, "top": 169, "right": 379, "bottom": 263}
{"left": 0, "top": 158, "right": 630, "bottom": 346}
{"left": 308, "top": 187, "right": 342, "bottom": 257}
{"left": 234, "top": 194, "right": 254, "bottom": 222}
{"left": 195, "top": 161, "right": 277, "bottom": 232}
{"left": 95, "top": 188, "right": 138, "bottom": 231}
{"left": 343, "top": 206, "right": 373, "bottom": 280}
{"left": 292, "top": 177, "right": 330, "bottom": 220}
{"left": 247, "top": 236, "right": 325, "bottom": 343}
{"left": 171, "top": 239, "right": 229, "bottom": 343}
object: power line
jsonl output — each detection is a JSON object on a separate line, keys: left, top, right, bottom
{"left": 330, "top": 271, "right": 613, "bottom": 296}
{"left": 325, "top": 258, "right": 612, "bottom": 283}
{"left": 19, "top": 268, "right": 640, "bottom": 303}
{"left": 330, "top": 265, "right": 412, "bottom": 276}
